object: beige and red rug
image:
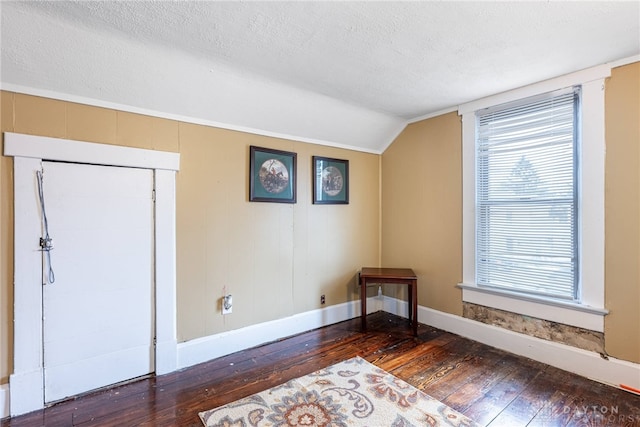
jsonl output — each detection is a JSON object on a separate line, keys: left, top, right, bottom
{"left": 199, "top": 356, "right": 478, "bottom": 426}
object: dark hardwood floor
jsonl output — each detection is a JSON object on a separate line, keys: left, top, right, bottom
{"left": 2, "top": 312, "right": 639, "bottom": 426}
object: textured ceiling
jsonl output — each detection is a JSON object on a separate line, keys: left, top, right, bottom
{"left": 1, "top": 1, "right": 639, "bottom": 153}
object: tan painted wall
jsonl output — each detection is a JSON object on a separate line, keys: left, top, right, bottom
{"left": 604, "top": 62, "right": 640, "bottom": 363}
{"left": 381, "top": 63, "right": 640, "bottom": 364}
{"left": 175, "top": 123, "right": 379, "bottom": 341}
{"left": 0, "top": 92, "right": 380, "bottom": 383}
{"left": 381, "top": 112, "right": 463, "bottom": 316}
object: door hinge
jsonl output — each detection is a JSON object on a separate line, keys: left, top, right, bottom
{"left": 152, "top": 189, "right": 156, "bottom": 202}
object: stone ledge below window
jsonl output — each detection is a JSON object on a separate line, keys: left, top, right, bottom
{"left": 463, "top": 302, "right": 605, "bottom": 354}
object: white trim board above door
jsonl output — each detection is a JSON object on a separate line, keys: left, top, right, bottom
{"left": 3, "top": 132, "right": 180, "bottom": 417}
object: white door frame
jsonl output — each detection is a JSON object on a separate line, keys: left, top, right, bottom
{"left": 3, "top": 132, "right": 180, "bottom": 416}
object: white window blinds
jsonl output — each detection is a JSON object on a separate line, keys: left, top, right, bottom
{"left": 476, "top": 88, "right": 580, "bottom": 300}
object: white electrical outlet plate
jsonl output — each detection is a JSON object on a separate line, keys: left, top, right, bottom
{"left": 222, "top": 295, "right": 232, "bottom": 315}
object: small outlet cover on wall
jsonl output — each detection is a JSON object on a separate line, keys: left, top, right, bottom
{"left": 222, "top": 295, "right": 233, "bottom": 314}
{"left": 320, "top": 294, "right": 325, "bottom": 305}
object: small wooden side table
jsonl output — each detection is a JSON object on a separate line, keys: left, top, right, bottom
{"left": 359, "top": 267, "right": 418, "bottom": 336}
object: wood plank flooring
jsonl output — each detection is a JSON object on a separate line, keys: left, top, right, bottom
{"left": 2, "top": 312, "right": 639, "bottom": 426}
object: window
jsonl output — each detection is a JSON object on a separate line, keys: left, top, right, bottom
{"left": 458, "top": 65, "right": 610, "bottom": 332}
{"left": 476, "top": 88, "right": 579, "bottom": 301}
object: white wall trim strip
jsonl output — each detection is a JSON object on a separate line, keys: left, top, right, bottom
{"left": 177, "top": 296, "right": 383, "bottom": 370}
{"left": 420, "top": 305, "right": 640, "bottom": 391}
{"left": 154, "top": 170, "right": 179, "bottom": 375}
{"left": 179, "top": 294, "right": 640, "bottom": 391}
{"left": 9, "top": 157, "right": 46, "bottom": 416}
{"left": 458, "top": 64, "right": 611, "bottom": 115}
{"left": 609, "top": 54, "right": 640, "bottom": 68}
{"left": 382, "top": 296, "right": 640, "bottom": 392}
{"left": 406, "top": 106, "right": 459, "bottom": 124}
{"left": 5, "top": 296, "right": 637, "bottom": 418}
{"left": 4, "top": 132, "right": 180, "bottom": 171}
{"left": 0, "top": 383, "right": 9, "bottom": 420}
{"left": 458, "top": 284, "right": 606, "bottom": 332}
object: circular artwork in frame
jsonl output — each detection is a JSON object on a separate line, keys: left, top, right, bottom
{"left": 321, "top": 166, "right": 344, "bottom": 196}
{"left": 258, "top": 158, "right": 289, "bottom": 194}
{"left": 313, "top": 156, "right": 349, "bottom": 204}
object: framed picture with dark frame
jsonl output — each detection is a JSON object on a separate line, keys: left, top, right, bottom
{"left": 313, "top": 156, "right": 349, "bottom": 204}
{"left": 249, "top": 146, "right": 297, "bottom": 203}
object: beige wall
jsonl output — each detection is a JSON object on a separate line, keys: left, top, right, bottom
{"left": 604, "top": 62, "right": 640, "bottom": 363}
{"left": 381, "top": 63, "right": 640, "bottom": 364}
{"left": 381, "top": 112, "right": 463, "bottom": 316}
{"left": 0, "top": 92, "right": 380, "bottom": 383}
{"left": 175, "top": 123, "right": 379, "bottom": 341}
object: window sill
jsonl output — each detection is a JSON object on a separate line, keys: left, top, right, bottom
{"left": 457, "top": 283, "right": 608, "bottom": 332}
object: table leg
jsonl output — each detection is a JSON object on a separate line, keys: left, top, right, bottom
{"left": 411, "top": 280, "right": 418, "bottom": 336}
{"left": 408, "top": 283, "right": 413, "bottom": 322}
{"left": 360, "top": 276, "right": 367, "bottom": 332}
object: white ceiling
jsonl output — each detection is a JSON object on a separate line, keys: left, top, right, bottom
{"left": 1, "top": 1, "right": 639, "bottom": 153}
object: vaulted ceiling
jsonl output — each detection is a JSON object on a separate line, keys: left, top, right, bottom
{"left": 2, "top": 1, "right": 639, "bottom": 153}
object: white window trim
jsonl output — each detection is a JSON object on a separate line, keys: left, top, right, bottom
{"left": 458, "top": 65, "right": 610, "bottom": 332}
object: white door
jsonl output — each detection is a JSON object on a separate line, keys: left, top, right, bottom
{"left": 41, "top": 161, "right": 155, "bottom": 403}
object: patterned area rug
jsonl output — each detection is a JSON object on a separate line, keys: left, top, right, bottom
{"left": 199, "top": 356, "right": 478, "bottom": 426}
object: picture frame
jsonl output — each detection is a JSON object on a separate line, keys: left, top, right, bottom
{"left": 249, "top": 146, "right": 297, "bottom": 203}
{"left": 313, "top": 156, "right": 349, "bottom": 204}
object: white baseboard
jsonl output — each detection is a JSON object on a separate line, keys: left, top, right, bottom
{"left": 5, "top": 295, "right": 636, "bottom": 420}
{"left": 155, "top": 339, "right": 178, "bottom": 375}
{"left": 382, "top": 295, "right": 640, "bottom": 392}
{"left": 177, "top": 296, "right": 383, "bottom": 370}
{"left": 178, "top": 294, "right": 640, "bottom": 391}
{"left": 8, "top": 369, "right": 45, "bottom": 417}
{"left": 0, "top": 383, "right": 8, "bottom": 420}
